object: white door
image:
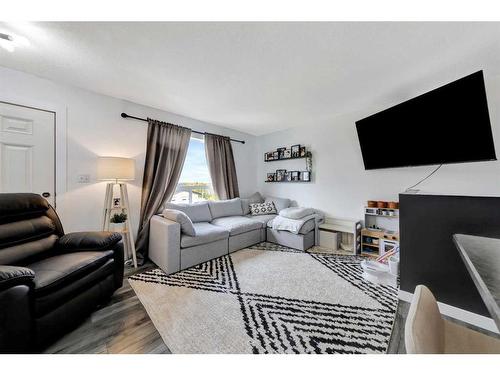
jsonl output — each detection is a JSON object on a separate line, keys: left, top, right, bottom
{"left": 0, "top": 102, "right": 55, "bottom": 206}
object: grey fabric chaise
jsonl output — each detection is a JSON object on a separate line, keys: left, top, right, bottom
{"left": 148, "top": 194, "right": 315, "bottom": 275}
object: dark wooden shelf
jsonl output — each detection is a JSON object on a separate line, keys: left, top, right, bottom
{"left": 264, "top": 156, "right": 306, "bottom": 162}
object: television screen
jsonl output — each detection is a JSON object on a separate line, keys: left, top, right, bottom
{"left": 356, "top": 71, "right": 496, "bottom": 170}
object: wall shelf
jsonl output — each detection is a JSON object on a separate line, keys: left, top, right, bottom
{"left": 264, "top": 155, "right": 306, "bottom": 162}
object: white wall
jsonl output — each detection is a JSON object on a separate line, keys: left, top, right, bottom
{"left": 4, "top": 63, "right": 500, "bottom": 232}
{"left": 0, "top": 66, "right": 258, "bottom": 234}
{"left": 257, "top": 75, "right": 500, "bottom": 220}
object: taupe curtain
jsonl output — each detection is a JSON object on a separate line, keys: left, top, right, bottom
{"left": 204, "top": 133, "right": 240, "bottom": 200}
{"left": 135, "top": 118, "right": 191, "bottom": 263}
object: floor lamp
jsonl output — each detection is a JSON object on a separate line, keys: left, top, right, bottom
{"left": 98, "top": 156, "right": 138, "bottom": 268}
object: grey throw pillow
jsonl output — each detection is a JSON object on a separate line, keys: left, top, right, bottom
{"left": 264, "top": 196, "right": 291, "bottom": 213}
{"left": 250, "top": 202, "right": 277, "bottom": 216}
{"left": 241, "top": 192, "right": 264, "bottom": 215}
{"left": 165, "top": 202, "right": 212, "bottom": 223}
{"left": 208, "top": 198, "right": 243, "bottom": 219}
{"left": 161, "top": 209, "right": 196, "bottom": 236}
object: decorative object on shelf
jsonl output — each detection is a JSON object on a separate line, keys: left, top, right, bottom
{"left": 110, "top": 210, "right": 127, "bottom": 232}
{"left": 300, "top": 171, "right": 310, "bottom": 181}
{"left": 98, "top": 156, "right": 137, "bottom": 268}
{"left": 376, "top": 201, "right": 388, "bottom": 208}
{"left": 286, "top": 171, "right": 291, "bottom": 181}
{"left": 113, "top": 197, "right": 121, "bottom": 208}
{"left": 388, "top": 201, "right": 399, "bottom": 209}
{"left": 291, "top": 171, "right": 299, "bottom": 181}
{"left": 365, "top": 206, "right": 399, "bottom": 218}
{"left": 276, "top": 169, "right": 287, "bottom": 182}
{"left": 267, "top": 173, "right": 275, "bottom": 182}
{"left": 367, "top": 200, "right": 377, "bottom": 208}
{"left": 264, "top": 144, "right": 309, "bottom": 162}
{"left": 305, "top": 151, "right": 312, "bottom": 172}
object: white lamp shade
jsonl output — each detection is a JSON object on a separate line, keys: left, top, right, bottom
{"left": 97, "top": 157, "right": 135, "bottom": 181}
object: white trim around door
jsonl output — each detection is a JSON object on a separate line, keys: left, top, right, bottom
{"left": 0, "top": 95, "right": 67, "bottom": 208}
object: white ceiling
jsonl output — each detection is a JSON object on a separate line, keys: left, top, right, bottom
{"left": 1, "top": 22, "right": 500, "bottom": 135}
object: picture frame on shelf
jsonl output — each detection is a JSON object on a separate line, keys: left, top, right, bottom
{"left": 300, "top": 171, "right": 310, "bottom": 181}
{"left": 276, "top": 169, "right": 287, "bottom": 182}
{"left": 277, "top": 147, "right": 286, "bottom": 159}
{"left": 299, "top": 146, "right": 306, "bottom": 157}
{"left": 272, "top": 151, "right": 279, "bottom": 160}
{"left": 283, "top": 149, "right": 291, "bottom": 159}
{"left": 264, "top": 152, "right": 272, "bottom": 161}
{"left": 291, "top": 144, "right": 300, "bottom": 158}
{"left": 291, "top": 171, "right": 300, "bottom": 181}
{"left": 267, "top": 173, "right": 275, "bottom": 182}
{"left": 286, "top": 171, "right": 292, "bottom": 182}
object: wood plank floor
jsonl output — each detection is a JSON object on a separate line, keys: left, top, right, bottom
{"left": 43, "top": 263, "right": 171, "bottom": 354}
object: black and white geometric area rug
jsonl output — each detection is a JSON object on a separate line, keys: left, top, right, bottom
{"left": 129, "top": 242, "right": 398, "bottom": 354}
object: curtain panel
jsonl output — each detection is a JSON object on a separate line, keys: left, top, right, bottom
{"left": 135, "top": 118, "right": 191, "bottom": 263}
{"left": 204, "top": 133, "right": 240, "bottom": 200}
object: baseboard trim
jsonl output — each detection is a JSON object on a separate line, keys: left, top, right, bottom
{"left": 399, "top": 290, "right": 499, "bottom": 334}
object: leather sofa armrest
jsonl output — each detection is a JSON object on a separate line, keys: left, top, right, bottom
{"left": 57, "top": 231, "right": 124, "bottom": 290}
{"left": 0, "top": 265, "right": 34, "bottom": 291}
{"left": 57, "top": 231, "right": 122, "bottom": 252}
{"left": 0, "top": 266, "right": 34, "bottom": 352}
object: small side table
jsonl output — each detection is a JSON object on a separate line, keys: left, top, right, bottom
{"left": 102, "top": 182, "right": 137, "bottom": 268}
{"left": 319, "top": 217, "right": 362, "bottom": 254}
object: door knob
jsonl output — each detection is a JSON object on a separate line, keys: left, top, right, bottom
{"left": 42, "top": 192, "right": 51, "bottom": 198}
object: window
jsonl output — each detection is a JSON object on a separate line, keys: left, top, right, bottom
{"left": 170, "top": 136, "right": 216, "bottom": 204}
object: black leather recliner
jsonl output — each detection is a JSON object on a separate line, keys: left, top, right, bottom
{"left": 0, "top": 193, "right": 124, "bottom": 353}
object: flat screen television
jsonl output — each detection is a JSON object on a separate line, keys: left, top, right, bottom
{"left": 356, "top": 71, "right": 496, "bottom": 170}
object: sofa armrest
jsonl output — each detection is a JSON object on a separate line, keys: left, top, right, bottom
{"left": 0, "top": 265, "right": 34, "bottom": 353}
{"left": 57, "top": 231, "right": 122, "bottom": 252}
{"left": 149, "top": 215, "right": 181, "bottom": 274}
{"left": 0, "top": 265, "right": 34, "bottom": 291}
{"left": 57, "top": 231, "right": 124, "bottom": 289}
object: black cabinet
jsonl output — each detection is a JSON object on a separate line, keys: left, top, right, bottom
{"left": 399, "top": 193, "right": 500, "bottom": 317}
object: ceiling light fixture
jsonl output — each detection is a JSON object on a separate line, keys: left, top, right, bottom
{"left": 0, "top": 32, "right": 30, "bottom": 52}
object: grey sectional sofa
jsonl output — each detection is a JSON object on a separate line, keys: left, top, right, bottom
{"left": 148, "top": 194, "right": 315, "bottom": 275}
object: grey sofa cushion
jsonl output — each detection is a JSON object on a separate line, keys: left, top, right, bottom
{"left": 241, "top": 192, "right": 264, "bottom": 215}
{"left": 245, "top": 214, "right": 277, "bottom": 226}
{"left": 264, "top": 196, "right": 291, "bottom": 213}
{"left": 180, "top": 222, "right": 229, "bottom": 248}
{"left": 161, "top": 209, "right": 196, "bottom": 236}
{"left": 208, "top": 198, "right": 243, "bottom": 219}
{"left": 211, "top": 216, "right": 263, "bottom": 235}
{"left": 165, "top": 202, "right": 212, "bottom": 223}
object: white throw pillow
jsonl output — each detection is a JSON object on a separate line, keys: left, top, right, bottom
{"left": 249, "top": 202, "right": 277, "bottom": 216}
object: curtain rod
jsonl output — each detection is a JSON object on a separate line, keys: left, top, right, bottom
{"left": 121, "top": 113, "right": 245, "bottom": 144}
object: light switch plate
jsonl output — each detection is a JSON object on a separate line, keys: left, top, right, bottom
{"left": 77, "top": 174, "right": 90, "bottom": 183}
